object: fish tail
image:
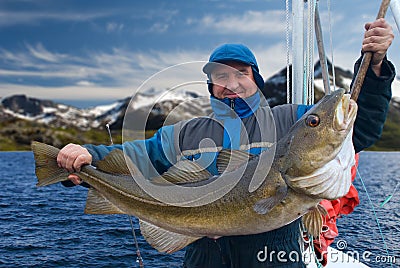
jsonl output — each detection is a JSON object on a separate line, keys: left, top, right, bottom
{"left": 31, "top": 141, "right": 69, "bottom": 187}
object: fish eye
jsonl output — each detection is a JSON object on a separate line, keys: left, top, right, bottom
{"left": 306, "top": 115, "right": 320, "bottom": 127}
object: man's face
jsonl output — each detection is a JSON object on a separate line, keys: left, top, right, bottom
{"left": 210, "top": 61, "right": 258, "bottom": 99}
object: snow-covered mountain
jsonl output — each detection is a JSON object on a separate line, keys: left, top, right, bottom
{"left": 0, "top": 94, "right": 126, "bottom": 130}
{"left": 263, "top": 60, "right": 356, "bottom": 106}
{"left": 263, "top": 60, "right": 400, "bottom": 106}
{"left": 1, "top": 61, "right": 399, "bottom": 132}
{"left": 0, "top": 90, "right": 212, "bottom": 131}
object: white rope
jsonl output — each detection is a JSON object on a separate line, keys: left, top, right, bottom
{"left": 292, "top": 0, "right": 305, "bottom": 104}
{"left": 306, "top": 0, "right": 316, "bottom": 105}
{"left": 328, "top": 0, "right": 336, "bottom": 92}
{"left": 286, "top": 0, "right": 291, "bottom": 104}
{"left": 390, "top": 0, "right": 400, "bottom": 33}
{"left": 304, "top": 2, "right": 310, "bottom": 104}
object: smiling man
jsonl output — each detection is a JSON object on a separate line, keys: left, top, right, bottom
{"left": 209, "top": 61, "right": 258, "bottom": 99}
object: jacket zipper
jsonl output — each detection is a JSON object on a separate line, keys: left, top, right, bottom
{"left": 214, "top": 239, "right": 226, "bottom": 265}
{"left": 230, "top": 99, "right": 236, "bottom": 119}
{"left": 230, "top": 99, "right": 235, "bottom": 110}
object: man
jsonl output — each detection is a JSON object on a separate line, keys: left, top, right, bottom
{"left": 58, "top": 19, "right": 395, "bottom": 267}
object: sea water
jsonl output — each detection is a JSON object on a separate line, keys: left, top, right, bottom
{"left": 0, "top": 151, "right": 398, "bottom": 267}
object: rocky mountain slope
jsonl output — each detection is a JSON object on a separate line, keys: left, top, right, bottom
{"left": 261, "top": 61, "right": 400, "bottom": 151}
{"left": 0, "top": 90, "right": 211, "bottom": 150}
{"left": 1, "top": 62, "right": 399, "bottom": 151}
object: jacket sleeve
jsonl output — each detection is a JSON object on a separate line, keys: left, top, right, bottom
{"left": 352, "top": 56, "right": 395, "bottom": 153}
{"left": 61, "top": 125, "right": 176, "bottom": 187}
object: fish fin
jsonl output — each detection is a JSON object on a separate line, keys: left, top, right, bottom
{"left": 31, "top": 141, "right": 70, "bottom": 187}
{"left": 302, "top": 204, "right": 327, "bottom": 238}
{"left": 96, "top": 149, "right": 131, "bottom": 175}
{"left": 217, "top": 149, "right": 254, "bottom": 174}
{"left": 253, "top": 185, "right": 288, "bottom": 214}
{"left": 84, "top": 188, "right": 125, "bottom": 214}
{"left": 139, "top": 220, "right": 201, "bottom": 253}
{"left": 150, "top": 160, "right": 212, "bottom": 185}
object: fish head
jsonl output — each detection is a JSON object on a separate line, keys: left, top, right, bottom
{"left": 283, "top": 88, "right": 357, "bottom": 180}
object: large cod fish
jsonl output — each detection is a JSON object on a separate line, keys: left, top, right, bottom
{"left": 32, "top": 88, "right": 357, "bottom": 253}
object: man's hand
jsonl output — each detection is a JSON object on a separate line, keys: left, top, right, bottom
{"left": 57, "top": 143, "right": 92, "bottom": 185}
{"left": 362, "top": 18, "right": 394, "bottom": 76}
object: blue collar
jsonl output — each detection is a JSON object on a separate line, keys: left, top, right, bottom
{"left": 210, "top": 92, "right": 260, "bottom": 119}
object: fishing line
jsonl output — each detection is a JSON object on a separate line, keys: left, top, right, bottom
{"left": 380, "top": 181, "right": 399, "bottom": 208}
{"left": 106, "top": 123, "right": 114, "bottom": 145}
{"left": 356, "top": 168, "right": 393, "bottom": 267}
{"left": 105, "top": 123, "right": 144, "bottom": 267}
{"left": 129, "top": 216, "right": 145, "bottom": 268}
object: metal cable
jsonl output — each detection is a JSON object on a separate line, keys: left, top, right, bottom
{"left": 106, "top": 123, "right": 144, "bottom": 267}
{"left": 129, "top": 216, "right": 144, "bottom": 268}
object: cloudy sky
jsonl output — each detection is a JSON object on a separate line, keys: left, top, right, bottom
{"left": 1, "top": 0, "right": 399, "bottom": 107}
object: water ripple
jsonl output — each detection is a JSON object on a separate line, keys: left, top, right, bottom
{"left": 0, "top": 151, "right": 398, "bottom": 267}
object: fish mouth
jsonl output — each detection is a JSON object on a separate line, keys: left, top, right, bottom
{"left": 334, "top": 94, "right": 358, "bottom": 131}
